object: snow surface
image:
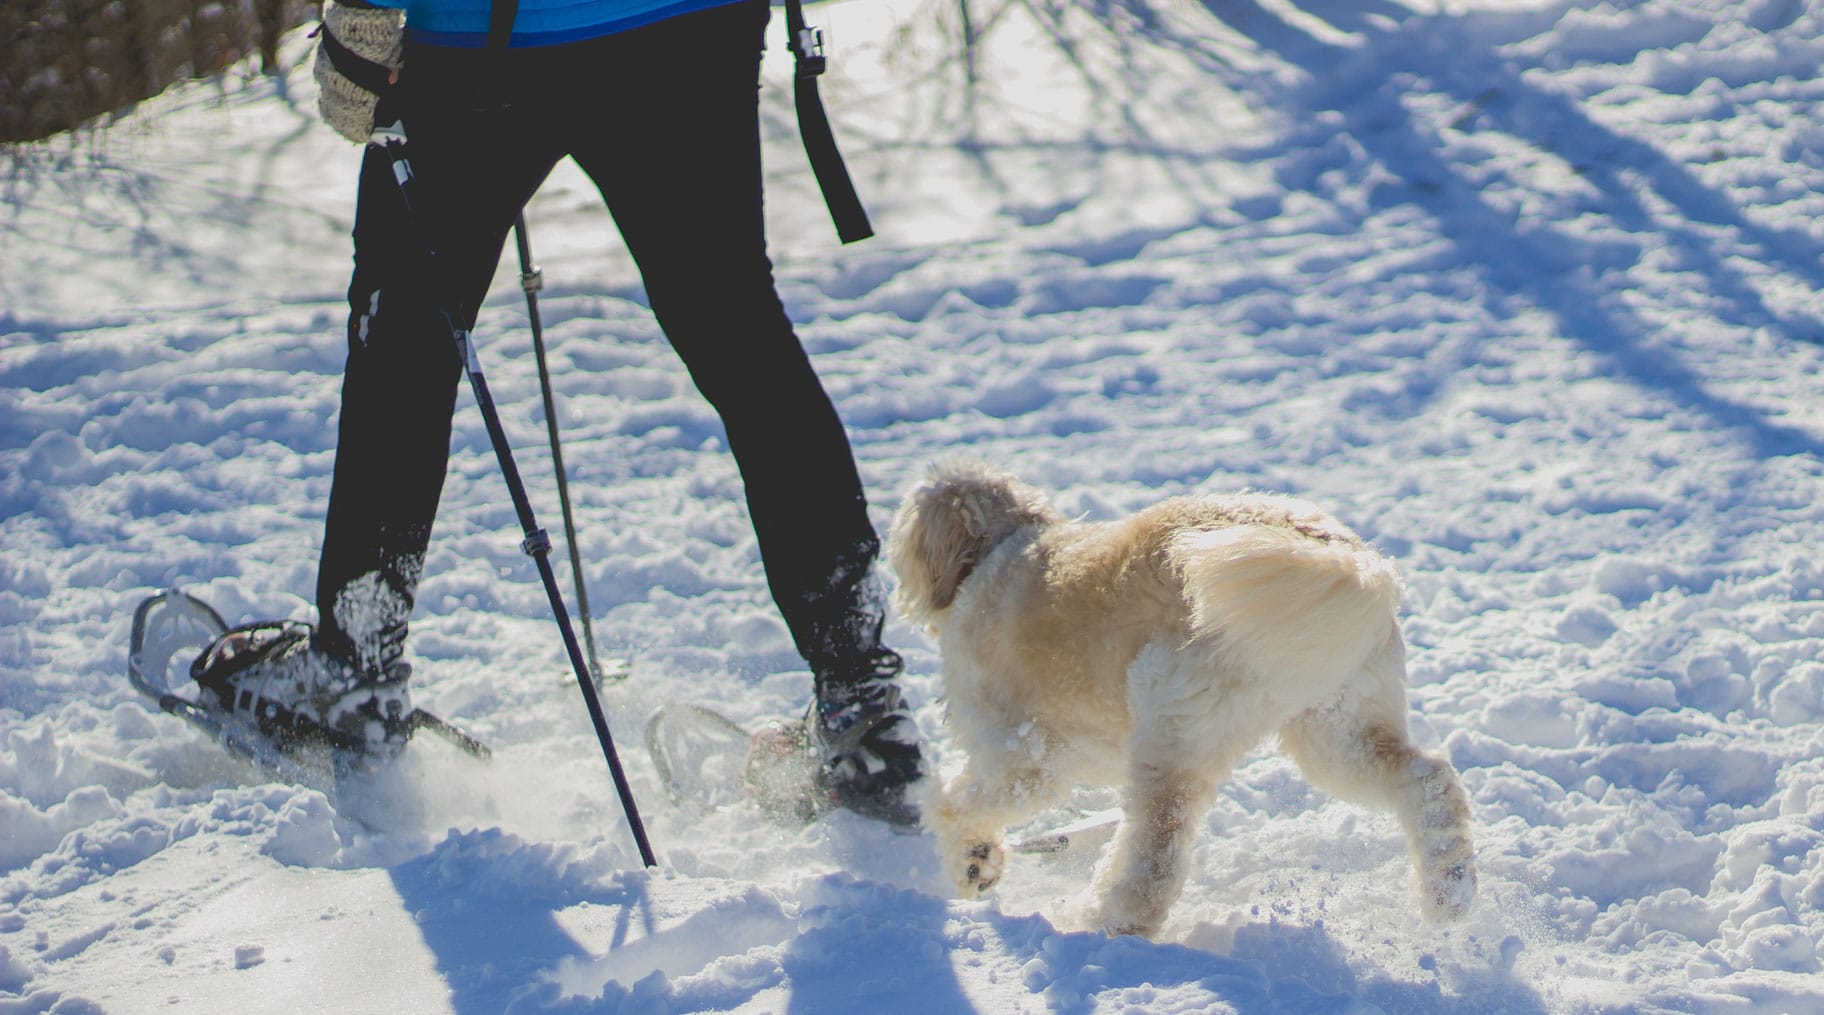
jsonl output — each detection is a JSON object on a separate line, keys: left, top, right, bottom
{"left": 5, "top": 0, "right": 1824, "bottom": 1010}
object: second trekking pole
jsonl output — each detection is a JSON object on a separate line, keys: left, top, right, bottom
{"left": 512, "top": 215, "right": 611, "bottom": 687}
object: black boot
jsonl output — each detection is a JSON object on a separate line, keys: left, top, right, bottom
{"left": 811, "top": 647, "right": 923, "bottom": 827}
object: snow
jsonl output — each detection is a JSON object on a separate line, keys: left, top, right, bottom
{"left": 5, "top": 0, "right": 1824, "bottom": 1009}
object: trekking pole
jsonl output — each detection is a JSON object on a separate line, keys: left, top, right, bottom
{"left": 369, "top": 116, "right": 657, "bottom": 870}
{"left": 512, "top": 215, "right": 611, "bottom": 686}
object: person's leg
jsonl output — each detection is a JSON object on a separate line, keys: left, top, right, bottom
{"left": 568, "top": 1, "right": 889, "bottom": 679}
{"left": 316, "top": 50, "right": 564, "bottom": 673}
{"left": 567, "top": 1, "right": 921, "bottom": 820}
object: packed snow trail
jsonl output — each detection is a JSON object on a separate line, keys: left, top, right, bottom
{"left": 5, "top": 0, "right": 1824, "bottom": 1010}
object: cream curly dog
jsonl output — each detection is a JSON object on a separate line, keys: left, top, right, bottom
{"left": 888, "top": 462, "right": 1476, "bottom": 937}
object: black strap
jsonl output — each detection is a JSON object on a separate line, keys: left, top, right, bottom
{"left": 318, "top": 22, "right": 396, "bottom": 97}
{"left": 783, "top": 0, "right": 874, "bottom": 244}
{"left": 383, "top": 0, "right": 870, "bottom": 243}
{"left": 488, "top": 0, "right": 518, "bottom": 49}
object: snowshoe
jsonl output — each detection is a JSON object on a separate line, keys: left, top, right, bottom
{"left": 643, "top": 700, "right": 1123, "bottom": 851}
{"left": 1006, "top": 808, "right": 1123, "bottom": 855}
{"left": 643, "top": 703, "right": 769, "bottom": 811}
{"left": 644, "top": 697, "right": 920, "bottom": 828}
{"left": 127, "top": 589, "right": 488, "bottom": 779}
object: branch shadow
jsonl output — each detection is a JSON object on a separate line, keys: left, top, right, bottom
{"left": 869, "top": 0, "right": 1823, "bottom": 460}
{"left": 1200, "top": 0, "right": 1824, "bottom": 459}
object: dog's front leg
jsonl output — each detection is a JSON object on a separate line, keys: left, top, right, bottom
{"left": 1093, "top": 760, "right": 1225, "bottom": 938}
{"left": 928, "top": 755, "right": 1063, "bottom": 896}
{"left": 1093, "top": 642, "right": 1243, "bottom": 937}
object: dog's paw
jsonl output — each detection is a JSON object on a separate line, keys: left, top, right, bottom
{"left": 1092, "top": 899, "right": 1162, "bottom": 939}
{"left": 1091, "top": 890, "right": 1165, "bottom": 939}
{"left": 1413, "top": 761, "right": 1477, "bottom": 922}
{"left": 961, "top": 839, "right": 1005, "bottom": 895}
{"left": 1095, "top": 914, "right": 1156, "bottom": 938}
{"left": 1421, "top": 852, "right": 1478, "bottom": 922}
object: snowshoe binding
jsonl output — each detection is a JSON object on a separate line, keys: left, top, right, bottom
{"left": 189, "top": 618, "right": 417, "bottom": 761}
{"left": 128, "top": 589, "right": 487, "bottom": 777}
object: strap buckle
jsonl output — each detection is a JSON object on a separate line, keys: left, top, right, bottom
{"left": 791, "top": 25, "right": 826, "bottom": 78}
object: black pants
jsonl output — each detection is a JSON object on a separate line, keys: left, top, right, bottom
{"left": 316, "top": 0, "right": 885, "bottom": 675}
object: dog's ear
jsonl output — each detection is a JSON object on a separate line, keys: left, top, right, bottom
{"left": 887, "top": 462, "right": 1061, "bottom": 626}
{"left": 888, "top": 475, "right": 981, "bottom": 625}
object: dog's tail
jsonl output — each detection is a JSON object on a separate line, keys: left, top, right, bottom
{"left": 1173, "top": 525, "right": 1402, "bottom": 687}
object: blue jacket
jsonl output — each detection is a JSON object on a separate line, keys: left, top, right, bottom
{"left": 373, "top": 0, "right": 743, "bottom": 47}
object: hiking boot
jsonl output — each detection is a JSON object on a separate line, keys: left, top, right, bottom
{"left": 191, "top": 620, "right": 414, "bottom": 758}
{"left": 812, "top": 648, "right": 924, "bottom": 827}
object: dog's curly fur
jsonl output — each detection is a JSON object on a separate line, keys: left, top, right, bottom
{"left": 889, "top": 461, "right": 1477, "bottom": 937}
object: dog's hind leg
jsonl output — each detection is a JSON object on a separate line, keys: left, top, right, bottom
{"left": 1278, "top": 634, "right": 1477, "bottom": 921}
